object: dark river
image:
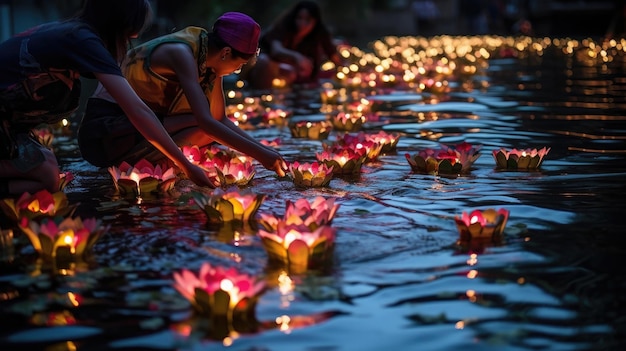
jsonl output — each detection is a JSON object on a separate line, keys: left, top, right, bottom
{"left": 1, "top": 35, "right": 625, "bottom": 351}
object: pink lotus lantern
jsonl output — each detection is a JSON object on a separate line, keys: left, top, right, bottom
{"left": 58, "top": 171, "right": 74, "bottom": 191}
{"left": 329, "top": 112, "right": 366, "bottom": 132}
{"left": 364, "top": 130, "right": 401, "bottom": 154}
{"left": 492, "top": 147, "right": 550, "bottom": 169}
{"left": 0, "top": 190, "right": 76, "bottom": 223}
{"left": 332, "top": 134, "right": 384, "bottom": 162}
{"left": 108, "top": 159, "right": 177, "bottom": 197}
{"left": 18, "top": 216, "right": 108, "bottom": 260}
{"left": 442, "top": 142, "right": 482, "bottom": 173}
{"left": 316, "top": 148, "right": 366, "bottom": 175}
{"left": 213, "top": 158, "right": 256, "bottom": 187}
{"left": 454, "top": 208, "right": 509, "bottom": 241}
{"left": 406, "top": 142, "right": 481, "bottom": 175}
{"left": 258, "top": 222, "right": 336, "bottom": 274}
{"left": 33, "top": 127, "right": 54, "bottom": 149}
{"left": 182, "top": 145, "right": 212, "bottom": 168}
{"left": 287, "top": 161, "right": 334, "bottom": 188}
{"left": 191, "top": 187, "right": 265, "bottom": 224}
{"left": 263, "top": 107, "right": 291, "bottom": 127}
{"left": 173, "top": 262, "right": 265, "bottom": 319}
{"left": 289, "top": 121, "right": 332, "bottom": 140}
{"left": 259, "top": 196, "right": 340, "bottom": 232}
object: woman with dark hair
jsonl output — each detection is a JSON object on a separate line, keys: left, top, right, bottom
{"left": 77, "top": 12, "right": 288, "bottom": 177}
{"left": 243, "top": 0, "right": 344, "bottom": 89}
{"left": 0, "top": 0, "right": 214, "bottom": 197}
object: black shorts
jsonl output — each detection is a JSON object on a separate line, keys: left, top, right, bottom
{"left": 78, "top": 98, "right": 163, "bottom": 167}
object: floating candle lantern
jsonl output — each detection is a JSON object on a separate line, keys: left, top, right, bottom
{"left": 405, "top": 142, "right": 480, "bottom": 175}
{"left": 18, "top": 216, "right": 108, "bottom": 261}
{"left": 316, "top": 148, "right": 366, "bottom": 175}
{"left": 191, "top": 187, "right": 265, "bottom": 224}
{"left": 364, "top": 130, "right": 401, "bottom": 153}
{"left": 442, "top": 142, "right": 482, "bottom": 173}
{"left": 58, "top": 171, "right": 74, "bottom": 192}
{"left": 258, "top": 222, "right": 336, "bottom": 274}
{"left": 454, "top": 208, "right": 509, "bottom": 241}
{"left": 329, "top": 112, "right": 366, "bottom": 132}
{"left": 173, "top": 262, "right": 265, "bottom": 319}
{"left": 289, "top": 121, "right": 332, "bottom": 140}
{"left": 492, "top": 147, "right": 550, "bottom": 169}
{"left": 108, "top": 159, "right": 177, "bottom": 197}
{"left": 259, "top": 196, "right": 340, "bottom": 232}
{"left": 33, "top": 127, "right": 54, "bottom": 149}
{"left": 405, "top": 149, "right": 458, "bottom": 175}
{"left": 0, "top": 189, "right": 76, "bottom": 222}
{"left": 213, "top": 159, "right": 256, "bottom": 187}
{"left": 287, "top": 161, "right": 334, "bottom": 188}
{"left": 332, "top": 135, "right": 383, "bottom": 162}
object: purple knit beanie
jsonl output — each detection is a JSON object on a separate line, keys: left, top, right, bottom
{"left": 213, "top": 12, "right": 260, "bottom": 55}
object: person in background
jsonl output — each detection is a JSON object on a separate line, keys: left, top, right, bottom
{"left": 242, "top": 0, "right": 344, "bottom": 89}
{"left": 0, "top": 0, "right": 214, "bottom": 198}
{"left": 77, "top": 12, "right": 288, "bottom": 178}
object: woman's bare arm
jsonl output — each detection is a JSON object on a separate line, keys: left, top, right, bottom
{"left": 94, "top": 72, "right": 215, "bottom": 187}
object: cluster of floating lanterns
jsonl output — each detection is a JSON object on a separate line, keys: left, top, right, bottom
{"left": 3, "top": 33, "right": 605, "bottom": 341}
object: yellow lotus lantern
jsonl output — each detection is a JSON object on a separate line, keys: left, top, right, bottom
{"left": 108, "top": 159, "right": 177, "bottom": 197}
{"left": 191, "top": 187, "right": 265, "bottom": 224}
{"left": 18, "top": 216, "right": 108, "bottom": 261}
{"left": 287, "top": 161, "right": 334, "bottom": 188}
{"left": 454, "top": 208, "right": 509, "bottom": 241}
{"left": 258, "top": 222, "right": 336, "bottom": 274}
{"left": 0, "top": 189, "right": 76, "bottom": 223}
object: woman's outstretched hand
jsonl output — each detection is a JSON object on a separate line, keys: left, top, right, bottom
{"left": 181, "top": 162, "right": 217, "bottom": 188}
{"left": 258, "top": 149, "right": 289, "bottom": 177}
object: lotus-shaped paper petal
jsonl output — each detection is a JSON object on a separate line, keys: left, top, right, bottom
{"left": 288, "top": 161, "right": 334, "bottom": 188}
{"left": 289, "top": 121, "right": 332, "bottom": 140}
{"left": 258, "top": 223, "right": 336, "bottom": 273}
{"left": 108, "top": 159, "right": 177, "bottom": 197}
{"left": 213, "top": 159, "right": 256, "bottom": 187}
{"left": 0, "top": 190, "right": 76, "bottom": 223}
{"left": 191, "top": 187, "right": 265, "bottom": 223}
{"left": 492, "top": 147, "right": 550, "bottom": 169}
{"left": 173, "top": 262, "right": 265, "bottom": 317}
{"left": 259, "top": 197, "right": 340, "bottom": 232}
{"left": 316, "top": 148, "right": 366, "bottom": 175}
{"left": 454, "top": 208, "right": 509, "bottom": 241}
{"left": 18, "top": 216, "right": 108, "bottom": 260}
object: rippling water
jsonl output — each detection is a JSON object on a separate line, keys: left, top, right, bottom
{"left": 1, "top": 37, "right": 626, "bottom": 351}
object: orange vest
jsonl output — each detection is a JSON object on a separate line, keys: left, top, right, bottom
{"left": 124, "top": 26, "right": 213, "bottom": 115}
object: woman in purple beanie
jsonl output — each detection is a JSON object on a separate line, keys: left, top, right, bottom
{"left": 0, "top": 0, "right": 215, "bottom": 197}
{"left": 77, "top": 12, "right": 288, "bottom": 178}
